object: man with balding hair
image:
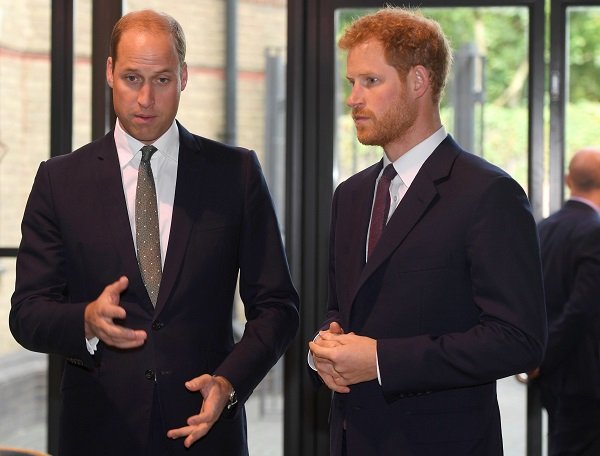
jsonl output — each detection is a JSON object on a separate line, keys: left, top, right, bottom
{"left": 536, "top": 148, "right": 600, "bottom": 455}
{"left": 10, "top": 9, "right": 298, "bottom": 456}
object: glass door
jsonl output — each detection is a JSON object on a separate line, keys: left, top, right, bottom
{"left": 549, "top": 1, "right": 600, "bottom": 213}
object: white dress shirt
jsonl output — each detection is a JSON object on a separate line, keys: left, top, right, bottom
{"left": 366, "top": 126, "right": 447, "bottom": 258}
{"left": 308, "top": 126, "right": 448, "bottom": 385}
{"left": 86, "top": 120, "right": 179, "bottom": 354}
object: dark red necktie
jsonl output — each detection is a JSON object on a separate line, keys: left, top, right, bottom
{"left": 368, "top": 164, "right": 397, "bottom": 258}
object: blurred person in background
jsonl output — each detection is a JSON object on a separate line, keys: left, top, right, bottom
{"left": 534, "top": 147, "right": 600, "bottom": 456}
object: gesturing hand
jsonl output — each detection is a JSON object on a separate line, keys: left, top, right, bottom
{"left": 167, "top": 375, "right": 234, "bottom": 448}
{"left": 83, "top": 276, "right": 147, "bottom": 349}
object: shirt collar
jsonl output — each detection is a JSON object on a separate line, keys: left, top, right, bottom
{"left": 115, "top": 120, "right": 180, "bottom": 170}
{"left": 382, "top": 126, "right": 447, "bottom": 187}
{"left": 570, "top": 196, "right": 600, "bottom": 213}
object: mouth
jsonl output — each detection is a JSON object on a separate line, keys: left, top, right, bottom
{"left": 134, "top": 114, "right": 157, "bottom": 124}
{"left": 352, "top": 110, "right": 371, "bottom": 124}
{"left": 352, "top": 115, "right": 370, "bottom": 126}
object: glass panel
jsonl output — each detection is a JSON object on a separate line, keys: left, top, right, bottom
{"left": 564, "top": 6, "right": 600, "bottom": 179}
{"left": 334, "top": 7, "right": 531, "bottom": 193}
{"left": 0, "top": 0, "right": 52, "bottom": 248}
{"left": 73, "top": 0, "right": 92, "bottom": 149}
{"left": 0, "top": 0, "right": 51, "bottom": 450}
{"left": 333, "top": 7, "right": 531, "bottom": 454}
{"left": 124, "top": 2, "right": 288, "bottom": 454}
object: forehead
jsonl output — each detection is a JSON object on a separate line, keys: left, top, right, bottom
{"left": 115, "top": 29, "right": 178, "bottom": 67}
{"left": 346, "top": 40, "right": 393, "bottom": 74}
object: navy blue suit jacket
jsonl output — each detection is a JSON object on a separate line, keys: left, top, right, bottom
{"left": 537, "top": 199, "right": 600, "bottom": 398}
{"left": 10, "top": 123, "right": 299, "bottom": 455}
{"left": 320, "top": 136, "right": 546, "bottom": 456}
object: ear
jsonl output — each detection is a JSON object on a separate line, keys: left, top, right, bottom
{"left": 412, "top": 65, "right": 430, "bottom": 98}
{"left": 565, "top": 173, "right": 573, "bottom": 191}
{"left": 106, "top": 57, "right": 114, "bottom": 88}
{"left": 180, "top": 62, "right": 188, "bottom": 91}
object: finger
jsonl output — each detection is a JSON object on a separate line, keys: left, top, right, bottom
{"left": 329, "top": 322, "right": 344, "bottom": 334}
{"left": 317, "top": 331, "right": 345, "bottom": 342}
{"left": 97, "top": 303, "right": 127, "bottom": 321}
{"left": 319, "top": 372, "right": 351, "bottom": 393}
{"left": 309, "top": 341, "right": 333, "bottom": 359}
{"left": 106, "top": 276, "right": 129, "bottom": 295}
{"left": 167, "top": 425, "right": 192, "bottom": 439}
{"left": 111, "top": 329, "right": 147, "bottom": 348}
{"left": 313, "top": 354, "right": 336, "bottom": 370}
{"left": 184, "top": 424, "right": 211, "bottom": 448}
{"left": 312, "top": 338, "right": 341, "bottom": 349}
{"left": 185, "top": 374, "right": 213, "bottom": 392}
{"left": 100, "top": 324, "right": 147, "bottom": 348}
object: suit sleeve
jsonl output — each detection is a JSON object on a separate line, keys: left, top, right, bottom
{"left": 377, "top": 176, "right": 547, "bottom": 397}
{"left": 542, "top": 224, "right": 600, "bottom": 372}
{"left": 213, "top": 150, "right": 299, "bottom": 403}
{"left": 9, "top": 161, "right": 93, "bottom": 365}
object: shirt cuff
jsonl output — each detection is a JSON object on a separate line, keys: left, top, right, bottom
{"left": 376, "top": 348, "right": 382, "bottom": 385}
{"left": 307, "top": 332, "right": 319, "bottom": 370}
{"left": 86, "top": 337, "right": 99, "bottom": 355}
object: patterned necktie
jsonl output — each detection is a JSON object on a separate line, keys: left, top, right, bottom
{"left": 136, "top": 145, "right": 162, "bottom": 306}
{"left": 368, "top": 163, "right": 397, "bottom": 258}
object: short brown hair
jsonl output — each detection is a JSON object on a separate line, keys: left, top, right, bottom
{"left": 110, "top": 10, "right": 186, "bottom": 72}
{"left": 339, "top": 7, "right": 452, "bottom": 104}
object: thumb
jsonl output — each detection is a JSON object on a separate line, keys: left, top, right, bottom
{"left": 105, "top": 276, "right": 129, "bottom": 301}
{"left": 185, "top": 374, "right": 212, "bottom": 393}
{"left": 329, "top": 321, "right": 344, "bottom": 334}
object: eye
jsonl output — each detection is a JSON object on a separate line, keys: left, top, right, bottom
{"left": 364, "top": 76, "right": 379, "bottom": 87}
{"left": 124, "top": 74, "right": 140, "bottom": 83}
{"left": 157, "top": 77, "right": 170, "bottom": 85}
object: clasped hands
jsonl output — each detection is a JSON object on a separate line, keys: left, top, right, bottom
{"left": 309, "top": 322, "right": 378, "bottom": 393}
{"left": 84, "top": 277, "right": 233, "bottom": 448}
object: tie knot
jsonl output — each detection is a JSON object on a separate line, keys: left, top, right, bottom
{"left": 140, "top": 145, "right": 158, "bottom": 163}
{"left": 381, "top": 163, "right": 397, "bottom": 182}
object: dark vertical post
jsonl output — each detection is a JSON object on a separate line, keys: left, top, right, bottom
{"left": 92, "top": 0, "right": 122, "bottom": 140}
{"left": 224, "top": 0, "right": 238, "bottom": 145}
{"left": 527, "top": 382, "right": 544, "bottom": 456}
{"left": 49, "top": 0, "right": 73, "bottom": 453}
{"left": 284, "top": 0, "right": 332, "bottom": 455}
{"left": 548, "top": 0, "right": 567, "bottom": 214}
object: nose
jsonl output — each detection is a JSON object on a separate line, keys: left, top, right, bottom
{"left": 138, "top": 82, "right": 154, "bottom": 109}
{"left": 347, "top": 83, "right": 363, "bottom": 109}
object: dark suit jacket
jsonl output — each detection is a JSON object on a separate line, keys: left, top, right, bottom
{"left": 537, "top": 199, "right": 600, "bottom": 399}
{"left": 10, "top": 123, "right": 299, "bottom": 455}
{"left": 319, "top": 136, "right": 546, "bottom": 456}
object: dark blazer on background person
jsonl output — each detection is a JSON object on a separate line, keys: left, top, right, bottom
{"left": 537, "top": 199, "right": 600, "bottom": 399}
{"left": 319, "top": 135, "right": 546, "bottom": 456}
{"left": 10, "top": 122, "right": 300, "bottom": 455}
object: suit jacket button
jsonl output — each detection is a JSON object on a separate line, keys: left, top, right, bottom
{"left": 152, "top": 320, "right": 165, "bottom": 330}
{"left": 145, "top": 369, "right": 156, "bottom": 381}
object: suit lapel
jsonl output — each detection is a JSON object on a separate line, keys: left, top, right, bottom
{"left": 350, "top": 136, "right": 462, "bottom": 307}
{"left": 345, "top": 161, "right": 381, "bottom": 289}
{"left": 92, "top": 134, "right": 151, "bottom": 307}
{"left": 155, "top": 124, "right": 207, "bottom": 312}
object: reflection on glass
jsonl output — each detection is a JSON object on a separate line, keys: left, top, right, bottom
{"left": 0, "top": 0, "right": 51, "bottom": 450}
{"left": 565, "top": 7, "right": 600, "bottom": 175}
{"left": 334, "top": 7, "right": 530, "bottom": 193}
